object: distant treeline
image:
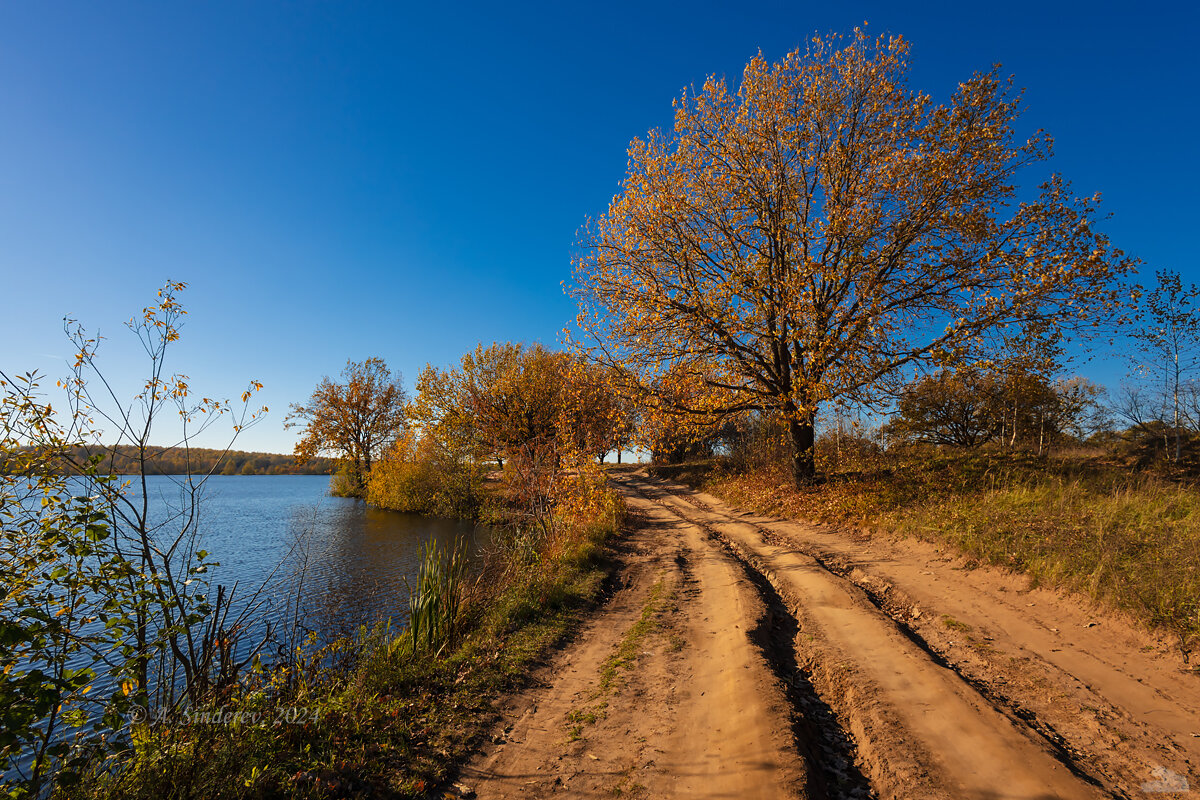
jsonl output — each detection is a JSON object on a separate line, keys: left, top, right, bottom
{"left": 88, "top": 446, "right": 336, "bottom": 476}
{"left": 4, "top": 446, "right": 337, "bottom": 476}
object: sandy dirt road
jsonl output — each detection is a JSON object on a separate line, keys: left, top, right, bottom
{"left": 459, "top": 486, "right": 811, "bottom": 799}
{"left": 457, "top": 471, "right": 1198, "bottom": 799}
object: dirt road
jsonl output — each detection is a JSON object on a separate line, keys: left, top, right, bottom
{"left": 458, "top": 471, "right": 1199, "bottom": 799}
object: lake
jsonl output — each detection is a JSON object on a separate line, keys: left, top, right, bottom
{"left": 6, "top": 474, "right": 494, "bottom": 782}
{"left": 123, "top": 474, "right": 494, "bottom": 645}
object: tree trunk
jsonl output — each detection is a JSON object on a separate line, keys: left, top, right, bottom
{"left": 1174, "top": 362, "right": 1181, "bottom": 462}
{"left": 616, "top": 450, "right": 622, "bottom": 464}
{"left": 835, "top": 416, "right": 842, "bottom": 471}
{"left": 788, "top": 414, "right": 816, "bottom": 487}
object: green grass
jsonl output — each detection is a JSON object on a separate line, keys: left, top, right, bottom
{"left": 598, "top": 579, "right": 665, "bottom": 694}
{"left": 565, "top": 702, "right": 608, "bottom": 741}
{"left": 565, "top": 578, "right": 666, "bottom": 743}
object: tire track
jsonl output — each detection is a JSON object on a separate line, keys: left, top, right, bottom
{"left": 654, "top": 477, "right": 1117, "bottom": 795}
{"left": 461, "top": 481, "right": 810, "bottom": 799}
{"left": 658, "top": 495, "right": 876, "bottom": 800}
{"left": 614, "top": 472, "right": 1108, "bottom": 800}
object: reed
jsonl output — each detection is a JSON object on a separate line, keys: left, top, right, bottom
{"left": 405, "top": 535, "right": 469, "bottom": 658}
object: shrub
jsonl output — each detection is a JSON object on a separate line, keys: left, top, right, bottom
{"left": 367, "top": 432, "right": 484, "bottom": 517}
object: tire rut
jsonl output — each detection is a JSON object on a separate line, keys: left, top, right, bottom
{"left": 625, "top": 477, "right": 875, "bottom": 800}
{"left": 649, "top": 476, "right": 1120, "bottom": 796}
{"left": 462, "top": 479, "right": 811, "bottom": 799}
{"left": 616, "top": 472, "right": 1108, "bottom": 800}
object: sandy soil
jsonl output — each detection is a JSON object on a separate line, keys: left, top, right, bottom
{"left": 458, "top": 490, "right": 807, "bottom": 799}
{"left": 454, "top": 470, "right": 1199, "bottom": 799}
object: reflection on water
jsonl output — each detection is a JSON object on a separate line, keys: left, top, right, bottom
{"left": 131, "top": 475, "right": 492, "bottom": 645}
{"left": 278, "top": 501, "right": 492, "bottom": 642}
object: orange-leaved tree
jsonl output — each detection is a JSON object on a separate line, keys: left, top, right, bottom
{"left": 286, "top": 358, "right": 407, "bottom": 496}
{"left": 558, "top": 357, "right": 634, "bottom": 463}
{"left": 410, "top": 342, "right": 569, "bottom": 470}
{"left": 574, "top": 28, "right": 1132, "bottom": 486}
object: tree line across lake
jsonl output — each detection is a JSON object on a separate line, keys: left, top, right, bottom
{"left": 0, "top": 445, "right": 335, "bottom": 476}
{"left": 75, "top": 445, "right": 335, "bottom": 476}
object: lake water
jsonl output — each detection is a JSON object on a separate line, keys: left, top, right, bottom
{"left": 6, "top": 475, "right": 494, "bottom": 782}
{"left": 125, "top": 474, "right": 493, "bottom": 644}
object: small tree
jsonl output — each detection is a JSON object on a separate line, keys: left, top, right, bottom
{"left": 1051, "top": 376, "right": 1107, "bottom": 443}
{"left": 575, "top": 28, "right": 1131, "bottom": 486}
{"left": 1130, "top": 270, "right": 1200, "bottom": 461}
{"left": 2, "top": 283, "right": 270, "bottom": 796}
{"left": 61, "top": 282, "right": 271, "bottom": 708}
{"left": 887, "top": 367, "right": 1103, "bottom": 452}
{"left": 287, "top": 358, "right": 407, "bottom": 497}
{"left": 886, "top": 368, "right": 1002, "bottom": 448}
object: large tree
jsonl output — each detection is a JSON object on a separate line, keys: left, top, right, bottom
{"left": 286, "top": 358, "right": 407, "bottom": 496}
{"left": 574, "top": 29, "right": 1132, "bottom": 486}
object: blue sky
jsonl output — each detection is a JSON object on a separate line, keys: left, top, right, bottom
{"left": 1, "top": 1, "right": 1196, "bottom": 453}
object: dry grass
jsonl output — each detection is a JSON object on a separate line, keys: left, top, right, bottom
{"left": 700, "top": 453, "right": 1200, "bottom": 661}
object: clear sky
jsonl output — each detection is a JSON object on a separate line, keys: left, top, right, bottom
{"left": 2, "top": 1, "right": 1196, "bottom": 453}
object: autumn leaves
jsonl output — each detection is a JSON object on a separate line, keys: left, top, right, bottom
{"left": 573, "top": 28, "right": 1132, "bottom": 485}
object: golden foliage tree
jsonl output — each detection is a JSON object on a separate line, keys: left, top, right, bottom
{"left": 410, "top": 343, "right": 569, "bottom": 469}
{"left": 366, "top": 428, "right": 484, "bottom": 517}
{"left": 286, "top": 358, "right": 407, "bottom": 496}
{"left": 558, "top": 358, "right": 633, "bottom": 462}
{"left": 574, "top": 28, "right": 1132, "bottom": 486}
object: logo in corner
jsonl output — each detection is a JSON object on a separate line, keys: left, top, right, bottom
{"left": 1141, "top": 765, "right": 1190, "bottom": 794}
